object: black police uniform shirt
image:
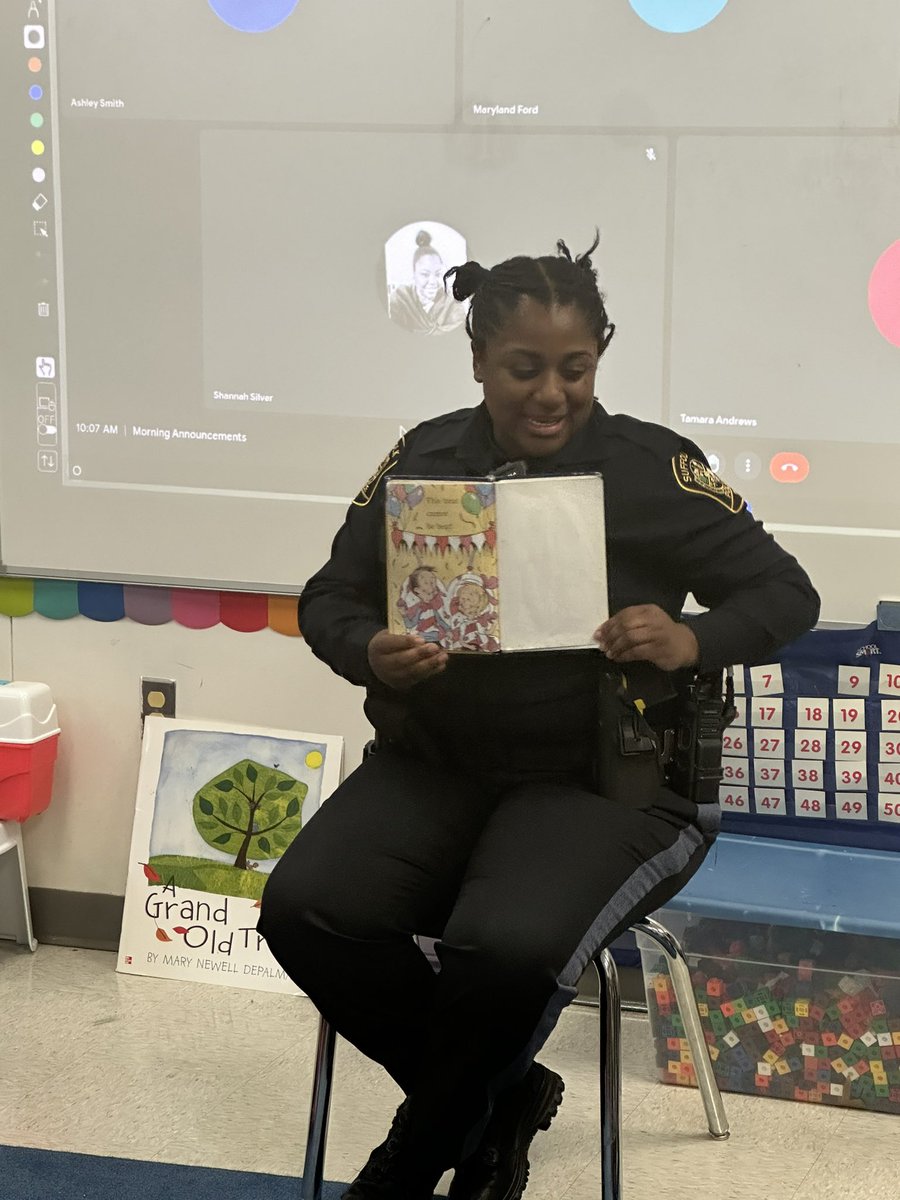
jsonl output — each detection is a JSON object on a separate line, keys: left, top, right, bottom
{"left": 299, "top": 402, "right": 820, "bottom": 775}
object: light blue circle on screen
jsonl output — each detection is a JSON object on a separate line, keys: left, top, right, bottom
{"left": 208, "top": 0, "right": 299, "bottom": 32}
{"left": 29, "top": 84, "right": 43, "bottom": 100}
{"left": 629, "top": 0, "right": 728, "bottom": 33}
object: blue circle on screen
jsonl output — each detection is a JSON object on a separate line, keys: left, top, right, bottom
{"left": 208, "top": 0, "right": 299, "bottom": 33}
{"left": 29, "top": 84, "right": 43, "bottom": 100}
{"left": 629, "top": 0, "right": 728, "bottom": 33}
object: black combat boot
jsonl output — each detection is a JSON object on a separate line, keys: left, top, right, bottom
{"left": 447, "top": 1064, "right": 564, "bottom": 1200}
{"left": 342, "top": 1099, "right": 444, "bottom": 1199}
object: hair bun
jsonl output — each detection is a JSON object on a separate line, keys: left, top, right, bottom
{"left": 415, "top": 229, "right": 433, "bottom": 249}
{"left": 444, "top": 260, "right": 490, "bottom": 302}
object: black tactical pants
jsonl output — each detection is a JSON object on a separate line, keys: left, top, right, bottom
{"left": 258, "top": 745, "right": 719, "bottom": 1166}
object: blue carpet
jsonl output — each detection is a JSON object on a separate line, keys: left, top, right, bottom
{"left": 0, "top": 1144, "right": 348, "bottom": 1199}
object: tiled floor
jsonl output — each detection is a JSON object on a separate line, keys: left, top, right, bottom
{"left": 2, "top": 941, "right": 899, "bottom": 1198}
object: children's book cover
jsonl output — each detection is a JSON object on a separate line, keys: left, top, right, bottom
{"left": 386, "top": 480, "right": 501, "bottom": 652}
{"left": 116, "top": 717, "right": 343, "bottom": 994}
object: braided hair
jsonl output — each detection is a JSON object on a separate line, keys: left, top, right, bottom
{"left": 444, "top": 233, "right": 615, "bottom": 355}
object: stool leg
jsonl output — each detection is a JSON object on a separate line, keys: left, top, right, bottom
{"left": 301, "top": 1015, "right": 337, "bottom": 1200}
{"left": 0, "top": 822, "right": 38, "bottom": 951}
{"left": 596, "top": 948, "right": 623, "bottom": 1200}
{"left": 633, "top": 917, "right": 729, "bottom": 1139}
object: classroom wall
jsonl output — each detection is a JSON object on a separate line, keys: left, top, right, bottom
{"left": 6, "top": 611, "right": 372, "bottom": 941}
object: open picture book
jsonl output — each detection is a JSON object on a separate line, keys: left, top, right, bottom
{"left": 384, "top": 473, "right": 608, "bottom": 653}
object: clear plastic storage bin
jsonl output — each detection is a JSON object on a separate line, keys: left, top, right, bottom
{"left": 639, "top": 911, "right": 900, "bottom": 1114}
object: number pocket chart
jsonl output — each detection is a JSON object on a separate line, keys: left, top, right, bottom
{"left": 718, "top": 620, "right": 900, "bottom": 851}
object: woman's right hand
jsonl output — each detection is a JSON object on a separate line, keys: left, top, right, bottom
{"left": 367, "top": 629, "right": 449, "bottom": 690}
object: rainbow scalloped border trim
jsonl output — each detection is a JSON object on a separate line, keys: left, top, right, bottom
{"left": 0, "top": 578, "right": 300, "bottom": 636}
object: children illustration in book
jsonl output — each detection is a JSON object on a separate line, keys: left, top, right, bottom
{"left": 445, "top": 572, "right": 500, "bottom": 652}
{"left": 396, "top": 566, "right": 450, "bottom": 643}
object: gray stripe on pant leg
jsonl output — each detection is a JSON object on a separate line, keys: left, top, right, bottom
{"left": 461, "top": 811, "right": 719, "bottom": 1158}
{"left": 503, "top": 817, "right": 710, "bottom": 1087}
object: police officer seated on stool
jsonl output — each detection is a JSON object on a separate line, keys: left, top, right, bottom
{"left": 258, "top": 235, "right": 819, "bottom": 1200}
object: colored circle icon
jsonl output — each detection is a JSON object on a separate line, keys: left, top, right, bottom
{"left": 208, "top": 0, "right": 299, "bottom": 32}
{"left": 30, "top": 113, "right": 43, "bottom": 128}
{"left": 32, "top": 167, "right": 46, "bottom": 182}
{"left": 868, "top": 240, "right": 900, "bottom": 348}
{"left": 305, "top": 749, "right": 323, "bottom": 769}
{"left": 28, "top": 56, "right": 41, "bottom": 72}
{"left": 629, "top": 0, "right": 728, "bottom": 33}
{"left": 29, "top": 85, "right": 42, "bottom": 100}
{"left": 31, "top": 140, "right": 45, "bottom": 156}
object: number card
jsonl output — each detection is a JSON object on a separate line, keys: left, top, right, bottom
{"left": 753, "top": 788, "right": 786, "bottom": 816}
{"left": 792, "top": 761, "right": 824, "bottom": 788}
{"left": 796, "top": 698, "right": 830, "bottom": 728}
{"left": 877, "top": 764, "right": 900, "bottom": 793}
{"left": 832, "top": 702, "right": 865, "bottom": 730}
{"left": 837, "top": 665, "right": 869, "bottom": 696}
{"left": 719, "top": 786, "right": 749, "bottom": 813}
{"left": 749, "top": 698, "right": 782, "bottom": 727}
{"left": 731, "top": 666, "right": 745, "bottom": 695}
{"left": 835, "top": 734, "right": 866, "bottom": 761}
{"left": 721, "top": 638, "right": 900, "bottom": 831}
{"left": 794, "top": 730, "right": 826, "bottom": 759}
{"left": 721, "top": 757, "right": 750, "bottom": 785}
{"left": 722, "top": 727, "right": 748, "bottom": 755}
{"left": 753, "top": 729, "right": 784, "bottom": 759}
{"left": 749, "top": 664, "right": 783, "bottom": 695}
{"left": 753, "top": 760, "right": 785, "bottom": 787}
{"left": 835, "top": 762, "right": 867, "bottom": 791}
{"left": 794, "top": 790, "right": 826, "bottom": 819}
{"left": 836, "top": 795, "right": 868, "bottom": 821}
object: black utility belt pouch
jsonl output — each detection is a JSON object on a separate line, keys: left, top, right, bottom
{"left": 596, "top": 665, "right": 736, "bottom": 807}
{"left": 666, "top": 669, "right": 736, "bottom": 804}
{"left": 595, "top": 668, "right": 666, "bottom": 809}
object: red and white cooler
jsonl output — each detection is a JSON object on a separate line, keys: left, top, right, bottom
{"left": 0, "top": 681, "right": 61, "bottom": 823}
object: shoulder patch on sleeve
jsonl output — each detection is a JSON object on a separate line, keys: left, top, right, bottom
{"left": 352, "top": 435, "right": 405, "bottom": 507}
{"left": 672, "top": 451, "right": 745, "bottom": 514}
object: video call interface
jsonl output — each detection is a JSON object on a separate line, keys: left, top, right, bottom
{"left": 9, "top": 0, "right": 900, "bottom": 534}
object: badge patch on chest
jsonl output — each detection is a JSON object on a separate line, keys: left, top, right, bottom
{"left": 672, "top": 452, "right": 744, "bottom": 513}
{"left": 353, "top": 436, "right": 405, "bottom": 507}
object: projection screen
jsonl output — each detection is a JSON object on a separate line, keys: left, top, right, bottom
{"left": 1, "top": 0, "right": 899, "bottom": 616}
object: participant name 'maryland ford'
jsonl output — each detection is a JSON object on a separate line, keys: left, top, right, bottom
{"left": 472, "top": 104, "right": 540, "bottom": 116}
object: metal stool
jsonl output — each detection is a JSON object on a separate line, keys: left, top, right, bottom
{"left": 299, "top": 913, "right": 728, "bottom": 1200}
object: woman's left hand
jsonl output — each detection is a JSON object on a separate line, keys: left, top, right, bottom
{"left": 593, "top": 605, "right": 700, "bottom": 671}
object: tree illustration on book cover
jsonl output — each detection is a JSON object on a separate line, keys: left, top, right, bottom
{"left": 117, "top": 719, "right": 343, "bottom": 993}
{"left": 146, "top": 757, "right": 306, "bottom": 894}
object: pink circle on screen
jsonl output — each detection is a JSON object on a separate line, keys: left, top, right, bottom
{"left": 868, "top": 240, "right": 900, "bottom": 347}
